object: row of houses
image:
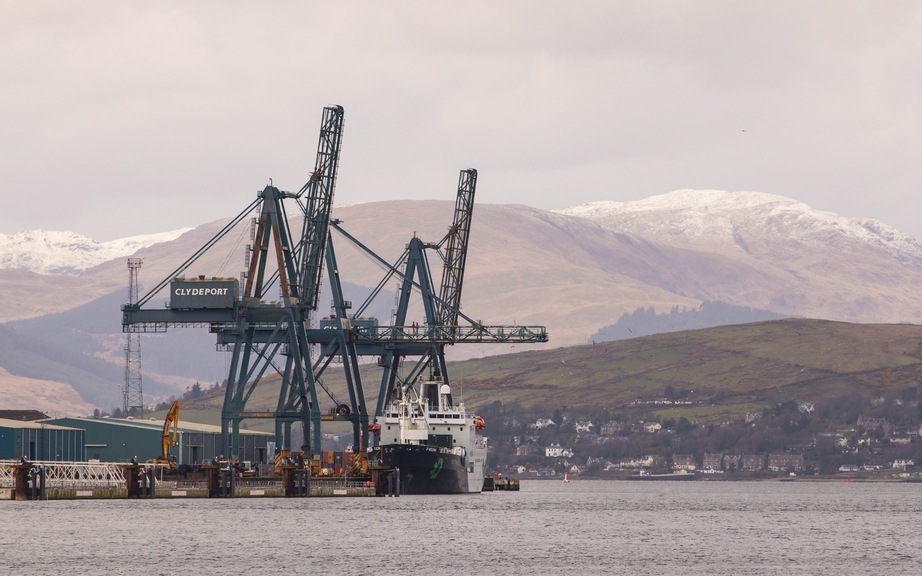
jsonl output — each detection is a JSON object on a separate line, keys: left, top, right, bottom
{"left": 513, "top": 439, "right": 809, "bottom": 473}
{"left": 600, "top": 452, "right": 808, "bottom": 473}
{"left": 515, "top": 442, "right": 575, "bottom": 458}
{"left": 701, "top": 453, "right": 806, "bottom": 472}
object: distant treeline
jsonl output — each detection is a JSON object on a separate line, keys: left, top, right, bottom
{"left": 589, "top": 300, "right": 789, "bottom": 343}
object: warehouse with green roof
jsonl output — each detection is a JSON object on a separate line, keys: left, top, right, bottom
{"left": 41, "top": 416, "right": 272, "bottom": 467}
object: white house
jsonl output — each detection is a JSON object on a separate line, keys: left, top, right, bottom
{"left": 617, "top": 455, "right": 655, "bottom": 469}
{"left": 533, "top": 418, "right": 556, "bottom": 430}
{"left": 574, "top": 420, "right": 594, "bottom": 434}
{"left": 545, "top": 442, "right": 573, "bottom": 458}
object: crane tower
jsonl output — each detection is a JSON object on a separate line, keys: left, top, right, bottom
{"left": 123, "top": 257, "right": 143, "bottom": 416}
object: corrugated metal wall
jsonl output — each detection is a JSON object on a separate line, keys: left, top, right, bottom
{"left": 0, "top": 424, "right": 85, "bottom": 461}
{"left": 42, "top": 418, "right": 271, "bottom": 465}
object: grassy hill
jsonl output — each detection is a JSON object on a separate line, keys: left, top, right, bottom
{"left": 156, "top": 318, "right": 922, "bottom": 430}
{"left": 450, "top": 318, "right": 922, "bottom": 422}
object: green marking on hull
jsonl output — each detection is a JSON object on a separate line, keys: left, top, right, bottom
{"left": 429, "top": 457, "right": 444, "bottom": 479}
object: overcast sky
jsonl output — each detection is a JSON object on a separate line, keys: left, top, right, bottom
{"left": 2, "top": 1, "right": 920, "bottom": 242}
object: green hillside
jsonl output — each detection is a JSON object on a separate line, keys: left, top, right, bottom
{"left": 162, "top": 318, "right": 922, "bottom": 428}
{"left": 451, "top": 318, "right": 922, "bottom": 422}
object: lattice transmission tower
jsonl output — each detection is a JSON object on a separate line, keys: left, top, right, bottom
{"left": 124, "top": 257, "right": 144, "bottom": 416}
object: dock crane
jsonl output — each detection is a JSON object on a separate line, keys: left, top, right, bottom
{"left": 372, "top": 168, "right": 478, "bottom": 413}
{"left": 123, "top": 106, "right": 358, "bottom": 459}
{"left": 123, "top": 105, "right": 547, "bottom": 463}
{"left": 326, "top": 167, "right": 548, "bottom": 426}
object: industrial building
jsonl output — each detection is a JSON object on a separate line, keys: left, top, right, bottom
{"left": 41, "top": 417, "right": 272, "bottom": 467}
{"left": 0, "top": 418, "right": 86, "bottom": 461}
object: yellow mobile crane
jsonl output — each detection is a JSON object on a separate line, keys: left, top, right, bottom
{"left": 148, "top": 400, "right": 180, "bottom": 468}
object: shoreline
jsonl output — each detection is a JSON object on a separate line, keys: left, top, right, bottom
{"left": 513, "top": 474, "right": 920, "bottom": 483}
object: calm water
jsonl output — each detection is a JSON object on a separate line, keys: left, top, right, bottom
{"left": 2, "top": 479, "right": 921, "bottom": 575}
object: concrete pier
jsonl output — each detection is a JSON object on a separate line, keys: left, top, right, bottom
{"left": 1, "top": 460, "right": 375, "bottom": 500}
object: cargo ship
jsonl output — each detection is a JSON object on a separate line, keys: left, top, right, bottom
{"left": 373, "top": 376, "right": 487, "bottom": 494}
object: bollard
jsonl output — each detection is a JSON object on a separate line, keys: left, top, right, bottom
{"left": 146, "top": 467, "right": 156, "bottom": 499}
{"left": 29, "top": 467, "right": 46, "bottom": 500}
{"left": 29, "top": 468, "right": 38, "bottom": 500}
{"left": 205, "top": 465, "right": 218, "bottom": 497}
{"left": 282, "top": 466, "right": 309, "bottom": 497}
{"left": 13, "top": 463, "right": 31, "bottom": 501}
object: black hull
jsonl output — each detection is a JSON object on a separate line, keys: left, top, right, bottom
{"left": 380, "top": 444, "right": 472, "bottom": 494}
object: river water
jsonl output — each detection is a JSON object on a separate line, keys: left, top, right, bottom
{"left": 2, "top": 479, "right": 921, "bottom": 575}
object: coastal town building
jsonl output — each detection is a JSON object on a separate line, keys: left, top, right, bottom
{"left": 599, "top": 421, "right": 624, "bottom": 436}
{"left": 767, "top": 454, "right": 805, "bottom": 472}
{"left": 740, "top": 454, "right": 766, "bottom": 471}
{"left": 672, "top": 454, "right": 696, "bottom": 471}
{"left": 702, "top": 453, "right": 723, "bottom": 470}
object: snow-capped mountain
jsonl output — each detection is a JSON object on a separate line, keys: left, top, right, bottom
{"left": 557, "top": 190, "right": 922, "bottom": 263}
{"left": 0, "top": 228, "right": 193, "bottom": 275}
{"left": 6, "top": 192, "right": 922, "bottom": 414}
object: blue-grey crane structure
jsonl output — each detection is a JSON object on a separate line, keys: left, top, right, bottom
{"left": 123, "top": 106, "right": 351, "bottom": 458}
{"left": 326, "top": 165, "right": 550, "bottom": 424}
{"left": 122, "top": 105, "right": 548, "bottom": 462}
{"left": 365, "top": 168, "right": 479, "bottom": 414}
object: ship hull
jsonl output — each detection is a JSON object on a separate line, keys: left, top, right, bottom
{"left": 381, "top": 444, "right": 483, "bottom": 494}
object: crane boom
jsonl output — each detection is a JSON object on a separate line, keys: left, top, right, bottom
{"left": 437, "top": 168, "right": 477, "bottom": 328}
{"left": 296, "top": 105, "right": 344, "bottom": 312}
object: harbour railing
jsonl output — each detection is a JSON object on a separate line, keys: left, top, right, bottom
{"left": 1, "top": 460, "right": 126, "bottom": 488}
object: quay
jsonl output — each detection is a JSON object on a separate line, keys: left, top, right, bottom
{"left": 482, "top": 476, "right": 520, "bottom": 491}
{"left": 2, "top": 460, "right": 520, "bottom": 500}
{"left": 0, "top": 459, "right": 377, "bottom": 500}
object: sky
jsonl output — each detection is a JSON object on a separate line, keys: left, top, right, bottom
{"left": 2, "top": 1, "right": 920, "bottom": 242}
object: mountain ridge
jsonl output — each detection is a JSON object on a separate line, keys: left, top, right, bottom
{"left": 556, "top": 189, "right": 922, "bottom": 263}
{"left": 3, "top": 189, "right": 922, "bottom": 414}
{"left": 0, "top": 228, "right": 193, "bottom": 275}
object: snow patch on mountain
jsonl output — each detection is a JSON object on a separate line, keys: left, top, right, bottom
{"left": 0, "top": 229, "right": 193, "bottom": 275}
{"left": 557, "top": 190, "right": 922, "bottom": 262}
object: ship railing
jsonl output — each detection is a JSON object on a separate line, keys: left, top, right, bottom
{"left": 379, "top": 403, "right": 478, "bottom": 422}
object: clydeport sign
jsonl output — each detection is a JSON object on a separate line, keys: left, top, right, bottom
{"left": 170, "top": 278, "right": 239, "bottom": 309}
